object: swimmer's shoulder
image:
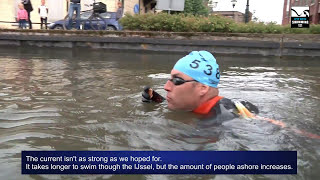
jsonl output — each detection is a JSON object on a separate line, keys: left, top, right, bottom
{"left": 218, "top": 97, "right": 259, "bottom": 114}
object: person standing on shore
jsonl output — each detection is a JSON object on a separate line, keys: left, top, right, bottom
{"left": 38, "top": 0, "right": 49, "bottom": 29}
{"left": 22, "top": 0, "right": 33, "bottom": 29}
{"left": 67, "top": 0, "right": 81, "bottom": 30}
{"left": 116, "top": 1, "right": 123, "bottom": 30}
{"left": 116, "top": 1, "right": 123, "bottom": 21}
{"left": 17, "top": 3, "right": 28, "bottom": 29}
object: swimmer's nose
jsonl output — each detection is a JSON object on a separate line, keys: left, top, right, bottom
{"left": 164, "top": 80, "right": 172, "bottom": 92}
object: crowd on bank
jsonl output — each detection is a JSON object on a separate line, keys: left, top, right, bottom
{"left": 17, "top": 0, "right": 48, "bottom": 29}
{"left": 16, "top": 0, "right": 123, "bottom": 30}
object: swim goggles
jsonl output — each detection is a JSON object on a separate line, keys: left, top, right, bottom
{"left": 168, "top": 77, "right": 197, "bottom": 86}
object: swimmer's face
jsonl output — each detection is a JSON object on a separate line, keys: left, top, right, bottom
{"left": 164, "top": 69, "right": 201, "bottom": 111}
{"left": 19, "top": 4, "right": 24, "bottom": 9}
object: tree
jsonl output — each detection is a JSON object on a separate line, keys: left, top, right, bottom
{"left": 170, "top": 0, "right": 209, "bottom": 16}
{"left": 184, "top": 0, "right": 209, "bottom": 16}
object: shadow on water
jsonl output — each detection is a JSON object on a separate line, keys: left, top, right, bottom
{"left": 0, "top": 46, "right": 319, "bottom": 180}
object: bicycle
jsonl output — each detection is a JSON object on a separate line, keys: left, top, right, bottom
{"left": 63, "top": 0, "right": 107, "bottom": 30}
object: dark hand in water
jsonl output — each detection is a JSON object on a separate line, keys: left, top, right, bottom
{"left": 142, "top": 86, "right": 165, "bottom": 103}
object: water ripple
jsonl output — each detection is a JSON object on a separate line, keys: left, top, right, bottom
{"left": 0, "top": 49, "right": 319, "bottom": 179}
{"left": 0, "top": 133, "right": 56, "bottom": 144}
{"left": 0, "top": 106, "right": 61, "bottom": 121}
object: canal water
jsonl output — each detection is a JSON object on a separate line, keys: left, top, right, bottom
{"left": 0, "top": 47, "right": 319, "bottom": 180}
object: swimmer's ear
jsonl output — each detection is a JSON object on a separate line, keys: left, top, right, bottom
{"left": 198, "top": 84, "right": 210, "bottom": 96}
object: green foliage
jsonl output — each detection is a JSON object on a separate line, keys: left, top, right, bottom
{"left": 120, "top": 13, "right": 235, "bottom": 32}
{"left": 171, "top": 0, "right": 209, "bottom": 16}
{"left": 309, "top": 25, "right": 320, "bottom": 34}
{"left": 119, "top": 13, "right": 320, "bottom": 34}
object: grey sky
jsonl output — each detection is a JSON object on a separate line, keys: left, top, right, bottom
{"left": 212, "top": 0, "right": 285, "bottom": 24}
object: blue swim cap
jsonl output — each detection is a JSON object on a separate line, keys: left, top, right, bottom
{"left": 173, "top": 51, "right": 220, "bottom": 87}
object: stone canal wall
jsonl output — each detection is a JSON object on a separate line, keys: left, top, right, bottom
{"left": 0, "top": 29, "right": 319, "bottom": 57}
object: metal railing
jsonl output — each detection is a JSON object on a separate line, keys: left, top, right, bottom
{"left": 0, "top": 20, "right": 50, "bottom": 28}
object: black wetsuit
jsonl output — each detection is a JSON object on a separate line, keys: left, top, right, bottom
{"left": 202, "top": 98, "right": 259, "bottom": 122}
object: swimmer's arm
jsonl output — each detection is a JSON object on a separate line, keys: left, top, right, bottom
{"left": 233, "top": 100, "right": 259, "bottom": 118}
{"left": 239, "top": 100, "right": 259, "bottom": 114}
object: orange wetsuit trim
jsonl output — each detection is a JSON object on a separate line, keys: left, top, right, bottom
{"left": 193, "top": 96, "right": 224, "bottom": 115}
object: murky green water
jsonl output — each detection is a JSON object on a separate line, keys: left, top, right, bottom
{"left": 0, "top": 47, "right": 319, "bottom": 180}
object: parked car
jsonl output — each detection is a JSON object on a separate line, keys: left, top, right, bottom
{"left": 48, "top": 11, "right": 121, "bottom": 31}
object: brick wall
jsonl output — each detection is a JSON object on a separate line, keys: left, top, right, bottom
{"left": 123, "top": 0, "right": 139, "bottom": 15}
{"left": 0, "top": 0, "right": 16, "bottom": 29}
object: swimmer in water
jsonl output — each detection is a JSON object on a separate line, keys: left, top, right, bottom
{"left": 142, "top": 50, "right": 320, "bottom": 140}
{"left": 142, "top": 50, "right": 258, "bottom": 120}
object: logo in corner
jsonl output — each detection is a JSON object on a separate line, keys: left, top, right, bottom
{"left": 291, "top": 6, "right": 309, "bottom": 28}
